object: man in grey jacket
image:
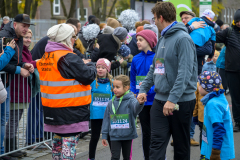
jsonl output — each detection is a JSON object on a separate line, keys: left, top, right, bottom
{"left": 137, "top": 2, "right": 197, "bottom": 160}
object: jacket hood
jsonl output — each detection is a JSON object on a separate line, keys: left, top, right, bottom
{"left": 201, "top": 16, "right": 215, "bottom": 27}
{"left": 2, "top": 21, "right": 18, "bottom": 38}
{"left": 201, "top": 89, "right": 225, "bottom": 105}
{"left": 45, "top": 41, "right": 72, "bottom": 52}
{"left": 164, "top": 22, "right": 187, "bottom": 38}
{"left": 114, "top": 91, "right": 135, "bottom": 101}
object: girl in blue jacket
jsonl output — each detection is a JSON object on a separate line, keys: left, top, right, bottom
{"left": 130, "top": 30, "right": 157, "bottom": 160}
{"left": 89, "top": 58, "right": 113, "bottom": 160}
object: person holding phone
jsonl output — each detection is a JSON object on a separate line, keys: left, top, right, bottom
{"left": 0, "top": 39, "right": 16, "bottom": 71}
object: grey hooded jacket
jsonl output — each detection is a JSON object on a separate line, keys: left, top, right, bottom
{"left": 102, "top": 92, "right": 144, "bottom": 141}
{"left": 139, "top": 22, "right": 198, "bottom": 104}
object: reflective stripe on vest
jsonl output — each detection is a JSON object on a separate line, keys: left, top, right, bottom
{"left": 37, "top": 50, "right": 91, "bottom": 108}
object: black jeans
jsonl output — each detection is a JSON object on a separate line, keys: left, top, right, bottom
{"left": 198, "top": 121, "right": 203, "bottom": 149}
{"left": 217, "top": 68, "right": 228, "bottom": 91}
{"left": 226, "top": 71, "right": 240, "bottom": 123}
{"left": 149, "top": 99, "right": 195, "bottom": 160}
{"left": 139, "top": 105, "right": 151, "bottom": 160}
{"left": 111, "top": 140, "right": 132, "bottom": 160}
{"left": 89, "top": 119, "right": 111, "bottom": 159}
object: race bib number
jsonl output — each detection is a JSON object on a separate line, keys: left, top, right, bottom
{"left": 154, "top": 58, "right": 165, "bottom": 75}
{"left": 92, "top": 93, "right": 110, "bottom": 107}
{"left": 136, "top": 76, "right": 146, "bottom": 89}
{"left": 202, "top": 124, "right": 208, "bottom": 144}
{"left": 110, "top": 114, "right": 130, "bottom": 129}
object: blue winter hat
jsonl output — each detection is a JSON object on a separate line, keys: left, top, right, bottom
{"left": 118, "top": 44, "right": 131, "bottom": 58}
{"left": 198, "top": 71, "right": 222, "bottom": 93}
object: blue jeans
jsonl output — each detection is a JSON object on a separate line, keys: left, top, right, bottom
{"left": 190, "top": 117, "right": 195, "bottom": 139}
{"left": 26, "top": 92, "right": 44, "bottom": 144}
{"left": 1, "top": 86, "right": 10, "bottom": 154}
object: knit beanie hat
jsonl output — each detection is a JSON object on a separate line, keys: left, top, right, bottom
{"left": 96, "top": 58, "right": 111, "bottom": 72}
{"left": 103, "top": 26, "right": 114, "bottom": 34}
{"left": 234, "top": 9, "right": 240, "bottom": 22}
{"left": 47, "top": 23, "right": 75, "bottom": 49}
{"left": 136, "top": 30, "right": 157, "bottom": 49}
{"left": 215, "top": 19, "right": 224, "bottom": 27}
{"left": 136, "top": 26, "right": 144, "bottom": 33}
{"left": 107, "top": 18, "right": 122, "bottom": 29}
{"left": 201, "top": 9, "right": 215, "bottom": 21}
{"left": 118, "top": 9, "right": 139, "bottom": 31}
{"left": 113, "top": 27, "right": 128, "bottom": 41}
{"left": 118, "top": 44, "right": 131, "bottom": 58}
{"left": 198, "top": 71, "right": 222, "bottom": 93}
{"left": 143, "top": 24, "right": 158, "bottom": 38}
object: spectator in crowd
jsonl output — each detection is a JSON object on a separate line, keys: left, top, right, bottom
{"left": 198, "top": 71, "right": 235, "bottom": 160}
{"left": 0, "top": 16, "right": 10, "bottom": 31}
{"left": 84, "top": 15, "right": 96, "bottom": 26}
{"left": 138, "top": 2, "right": 197, "bottom": 160}
{"left": 89, "top": 18, "right": 100, "bottom": 26}
{"left": 91, "top": 27, "right": 127, "bottom": 70}
{"left": 106, "top": 18, "right": 122, "bottom": 29}
{"left": 99, "top": 23, "right": 106, "bottom": 33}
{"left": 202, "top": 51, "right": 219, "bottom": 72}
{"left": 216, "top": 46, "right": 228, "bottom": 92}
{"left": 118, "top": 44, "right": 133, "bottom": 75}
{"left": 0, "top": 14, "right": 34, "bottom": 159}
{"left": 216, "top": 19, "right": 224, "bottom": 30}
{"left": 130, "top": 30, "right": 157, "bottom": 160}
{"left": 5, "top": 29, "right": 37, "bottom": 158}
{"left": 216, "top": 9, "right": 240, "bottom": 132}
{"left": 215, "top": 24, "right": 229, "bottom": 51}
{"left": 32, "top": 18, "right": 83, "bottom": 60}
{"left": 103, "top": 26, "right": 114, "bottom": 34}
{"left": 37, "top": 23, "right": 96, "bottom": 160}
{"left": 0, "top": 39, "right": 16, "bottom": 71}
{"left": 181, "top": 10, "right": 216, "bottom": 74}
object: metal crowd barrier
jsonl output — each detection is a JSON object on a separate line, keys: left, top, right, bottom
{"left": 0, "top": 71, "right": 52, "bottom": 157}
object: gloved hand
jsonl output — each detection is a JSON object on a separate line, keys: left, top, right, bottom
{"left": 193, "top": 116, "right": 199, "bottom": 125}
{"left": 210, "top": 148, "right": 221, "bottom": 160}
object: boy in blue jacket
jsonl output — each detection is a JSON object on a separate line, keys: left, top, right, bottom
{"left": 130, "top": 30, "right": 157, "bottom": 160}
{"left": 198, "top": 71, "right": 235, "bottom": 160}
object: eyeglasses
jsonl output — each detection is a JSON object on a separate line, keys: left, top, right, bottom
{"left": 72, "top": 35, "right": 78, "bottom": 40}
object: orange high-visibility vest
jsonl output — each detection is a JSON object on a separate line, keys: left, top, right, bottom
{"left": 37, "top": 50, "right": 91, "bottom": 108}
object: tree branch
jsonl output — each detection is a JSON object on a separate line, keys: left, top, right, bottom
{"left": 108, "top": 0, "right": 117, "bottom": 17}
{"left": 60, "top": 0, "right": 68, "bottom": 17}
{"left": 68, "top": 0, "right": 77, "bottom": 18}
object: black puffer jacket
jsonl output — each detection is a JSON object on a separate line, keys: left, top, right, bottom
{"left": 0, "top": 21, "right": 25, "bottom": 73}
{"left": 216, "top": 24, "right": 240, "bottom": 72}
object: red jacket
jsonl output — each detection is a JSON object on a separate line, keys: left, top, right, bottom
{"left": 10, "top": 45, "right": 36, "bottom": 103}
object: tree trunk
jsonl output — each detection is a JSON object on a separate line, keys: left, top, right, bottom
{"left": 90, "top": 0, "right": 94, "bottom": 17}
{"left": 24, "top": 0, "right": 33, "bottom": 15}
{"left": 101, "top": 0, "right": 108, "bottom": 21}
{"left": 50, "top": 0, "right": 53, "bottom": 17}
{"left": 108, "top": 0, "right": 117, "bottom": 17}
{"left": 31, "top": 0, "right": 39, "bottom": 19}
{"left": 0, "top": 0, "right": 6, "bottom": 17}
{"left": 5, "top": 0, "right": 12, "bottom": 16}
{"left": 79, "top": 0, "right": 85, "bottom": 21}
{"left": 60, "top": 0, "right": 68, "bottom": 17}
{"left": 94, "top": 0, "right": 102, "bottom": 19}
{"left": 12, "top": 0, "right": 19, "bottom": 17}
{"left": 68, "top": 0, "right": 77, "bottom": 18}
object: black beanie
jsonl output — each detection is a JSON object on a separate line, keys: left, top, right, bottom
{"left": 234, "top": 9, "right": 240, "bottom": 22}
{"left": 216, "top": 19, "right": 224, "bottom": 27}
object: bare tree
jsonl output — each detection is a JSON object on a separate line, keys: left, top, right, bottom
{"left": 68, "top": 0, "right": 77, "bottom": 18}
{"left": 0, "top": 0, "right": 6, "bottom": 17}
{"left": 24, "top": 0, "right": 33, "bottom": 15}
{"left": 79, "top": 0, "right": 85, "bottom": 21}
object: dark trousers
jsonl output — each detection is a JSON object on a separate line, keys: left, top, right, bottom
{"left": 217, "top": 68, "right": 228, "bottom": 91}
{"left": 149, "top": 99, "right": 195, "bottom": 160}
{"left": 198, "top": 121, "right": 203, "bottom": 149}
{"left": 139, "top": 105, "right": 151, "bottom": 160}
{"left": 226, "top": 71, "right": 240, "bottom": 123}
{"left": 111, "top": 140, "right": 132, "bottom": 160}
{"left": 89, "top": 119, "right": 111, "bottom": 159}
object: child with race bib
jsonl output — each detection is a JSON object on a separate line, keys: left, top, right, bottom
{"left": 130, "top": 29, "right": 157, "bottom": 160}
{"left": 102, "top": 75, "right": 145, "bottom": 160}
{"left": 89, "top": 58, "right": 113, "bottom": 160}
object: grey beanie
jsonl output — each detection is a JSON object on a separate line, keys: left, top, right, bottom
{"left": 144, "top": 24, "right": 158, "bottom": 38}
{"left": 113, "top": 27, "right": 128, "bottom": 40}
{"left": 103, "top": 26, "right": 114, "bottom": 34}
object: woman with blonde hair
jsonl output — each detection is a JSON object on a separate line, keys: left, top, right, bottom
{"left": 37, "top": 23, "right": 96, "bottom": 160}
